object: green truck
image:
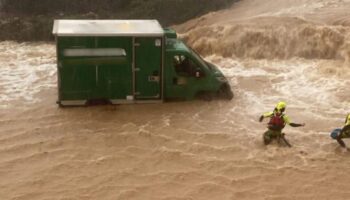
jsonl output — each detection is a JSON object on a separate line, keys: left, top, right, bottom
{"left": 52, "top": 20, "right": 233, "bottom": 106}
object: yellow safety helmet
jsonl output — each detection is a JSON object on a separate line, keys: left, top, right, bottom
{"left": 276, "top": 101, "right": 287, "bottom": 111}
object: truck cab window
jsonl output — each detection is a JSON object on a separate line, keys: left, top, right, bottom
{"left": 173, "top": 55, "right": 203, "bottom": 77}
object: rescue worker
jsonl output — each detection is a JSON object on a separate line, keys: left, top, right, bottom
{"left": 334, "top": 114, "right": 350, "bottom": 148}
{"left": 259, "top": 101, "right": 305, "bottom": 146}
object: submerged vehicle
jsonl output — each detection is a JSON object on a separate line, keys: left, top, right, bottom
{"left": 52, "top": 20, "right": 233, "bottom": 106}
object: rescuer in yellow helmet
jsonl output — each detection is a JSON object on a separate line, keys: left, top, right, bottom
{"left": 333, "top": 113, "right": 350, "bottom": 148}
{"left": 259, "top": 101, "right": 305, "bottom": 146}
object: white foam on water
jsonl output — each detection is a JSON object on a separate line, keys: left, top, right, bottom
{"left": 0, "top": 42, "right": 56, "bottom": 108}
{"left": 206, "top": 55, "right": 350, "bottom": 143}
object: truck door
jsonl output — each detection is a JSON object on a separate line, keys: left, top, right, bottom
{"left": 134, "top": 37, "right": 162, "bottom": 100}
{"left": 170, "top": 54, "right": 206, "bottom": 100}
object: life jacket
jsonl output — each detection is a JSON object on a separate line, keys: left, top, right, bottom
{"left": 268, "top": 112, "right": 285, "bottom": 131}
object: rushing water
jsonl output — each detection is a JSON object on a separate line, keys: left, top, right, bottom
{"left": 1, "top": 0, "right": 350, "bottom": 199}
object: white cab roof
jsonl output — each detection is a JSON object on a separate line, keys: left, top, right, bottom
{"left": 53, "top": 20, "right": 164, "bottom": 37}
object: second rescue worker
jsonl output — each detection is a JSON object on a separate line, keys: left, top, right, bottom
{"left": 334, "top": 114, "right": 350, "bottom": 148}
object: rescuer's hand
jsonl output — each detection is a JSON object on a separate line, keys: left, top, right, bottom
{"left": 259, "top": 116, "right": 264, "bottom": 122}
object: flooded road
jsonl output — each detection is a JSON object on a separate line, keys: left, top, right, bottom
{"left": 1, "top": 0, "right": 350, "bottom": 199}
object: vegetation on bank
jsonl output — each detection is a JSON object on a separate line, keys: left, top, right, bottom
{"left": 0, "top": 0, "right": 239, "bottom": 41}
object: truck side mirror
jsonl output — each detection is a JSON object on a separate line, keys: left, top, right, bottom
{"left": 195, "top": 71, "right": 201, "bottom": 78}
{"left": 195, "top": 68, "right": 203, "bottom": 78}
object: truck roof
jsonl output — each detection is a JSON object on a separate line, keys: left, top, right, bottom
{"left": 52, "top": 20, "right": 164, "bottom": 37}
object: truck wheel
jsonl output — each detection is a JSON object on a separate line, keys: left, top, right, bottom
{"left": 202, "top": 93, "right": 213, "bottom": 101}
{"left": 224, "top": 89, "right": 234, "bottom": 100}
{"left": 218, "top": 84, "right": 234, "bottom": 100}
{"left": 197, "top": 91, "right": 213, "bottom": 101}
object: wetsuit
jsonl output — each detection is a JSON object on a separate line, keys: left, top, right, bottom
{"left": 259, "top": 109, "right": 303, "bottom": 145}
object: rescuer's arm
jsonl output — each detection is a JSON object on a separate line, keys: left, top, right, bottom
{"left": 259, "top": 115, "right": 264, "bottom": 122}
{"left": 345, "top": 115, "right": 348, "bottom": 124}
{"left": 283, "top": 115, "right": 305, "bottom": 127}
{"left": 259, "top": 112, "right": 273, "bottom": 122}
{"left": 345, "top": 114, "right": 350, "bottom": 125}
{"left": 290, "top": 123, "right": 305, "bottom": 127}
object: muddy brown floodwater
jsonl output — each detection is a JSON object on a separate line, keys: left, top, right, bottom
{"left": 1, "top": 0, "right": 350, "bottom": 199}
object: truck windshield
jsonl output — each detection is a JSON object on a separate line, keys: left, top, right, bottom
{"left": 189, "top": 47, "right": 213, "bottom": 71}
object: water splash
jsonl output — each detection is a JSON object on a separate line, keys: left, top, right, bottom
{"left": 0, "top": 42, "right": 56, "bottom": 107}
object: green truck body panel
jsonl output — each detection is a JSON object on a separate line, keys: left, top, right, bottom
{"left": 57, "top": 36, "right": 133, "bottom": 101}
{"left": 53, "top": 20, "right": 232, "bottom": 106}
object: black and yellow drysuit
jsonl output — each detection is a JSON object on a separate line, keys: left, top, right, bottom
{"left": 259, "top": 102, "right": 304, "bottom": 145}
{"left": 336, "top": 114, "right": 350, "bottom": 148}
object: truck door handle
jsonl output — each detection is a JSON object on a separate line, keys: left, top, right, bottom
{"left": 148, "top": 76, "right": 160, "bottom": 82}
